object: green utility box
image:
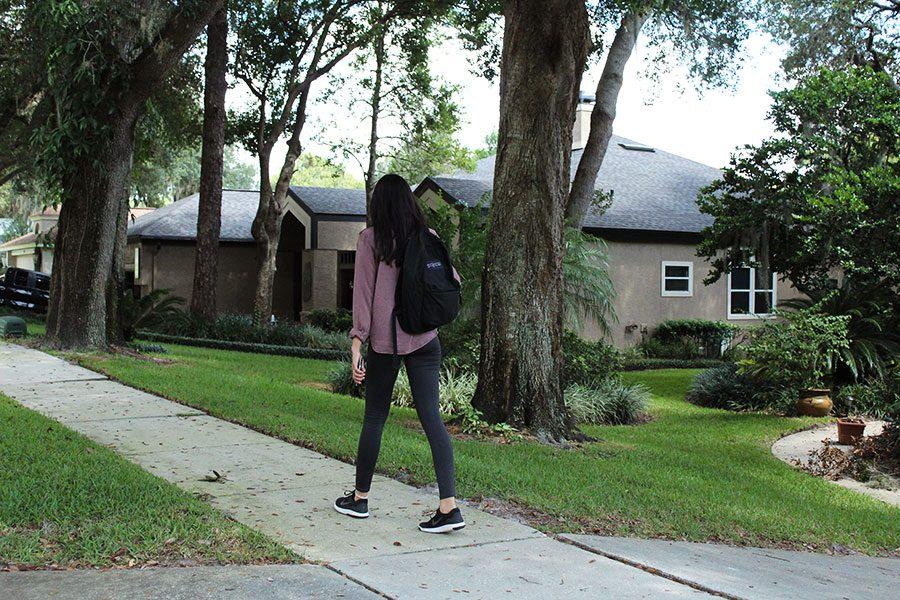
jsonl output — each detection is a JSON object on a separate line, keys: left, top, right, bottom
{"left": 0, "top": 316, "right": 27, "bottom": 337}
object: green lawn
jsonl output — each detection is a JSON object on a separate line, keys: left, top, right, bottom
{"left": 76, "top": 343, "right": 900, "bottom": 555}
{"left": 0, "top": 393, "right": 294, "bottom": 569}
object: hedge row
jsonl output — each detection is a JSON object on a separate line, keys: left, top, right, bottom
{"left": 136, "top": 331, "right": 348, "bottom": 361}
{"left": 621, "top": 358, "right": 724, "bottom": 371}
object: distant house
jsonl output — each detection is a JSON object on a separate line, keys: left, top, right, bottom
{"left": 0, "top": 208, "right": 60, "bottom": 273}
{"left": 126, "top": 188, "right": 366, "bottom": 318}
{"left": 0, "top": 207, "right": 155, "bottom": 275}
{"left": 416, "top": 99, "right": 802, "bottom": 346}
{"left": 127, "top": 97, "right": 801, "bottom": 346}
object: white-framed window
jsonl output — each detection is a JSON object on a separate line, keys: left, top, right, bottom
{"left": 727, "top": 266, "right": 776, "bottom": 319}
{"left": 661, "top": 261, "right": 693, "bottom": 297}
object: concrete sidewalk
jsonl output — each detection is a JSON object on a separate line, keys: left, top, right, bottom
{"left": 2, "top": 343, "right": 897, "bottom": 599}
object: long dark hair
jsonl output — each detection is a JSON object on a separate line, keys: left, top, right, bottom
{"left": 370, "top": 173, "right": 427, "bottom": 265}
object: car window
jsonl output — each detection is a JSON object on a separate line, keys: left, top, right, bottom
{"left": 13, "top": 270, "right": 28, "bottom": 287}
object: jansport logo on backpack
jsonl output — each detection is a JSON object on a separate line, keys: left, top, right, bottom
{"left": 394, "top": 229, "right": 461, "bottom": 339}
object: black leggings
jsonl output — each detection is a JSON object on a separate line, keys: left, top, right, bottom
{"left": 355, "top": 337, "right": 457, "bottom": 499}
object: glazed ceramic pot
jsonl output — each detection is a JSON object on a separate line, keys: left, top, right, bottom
{"left": 796, "top": 389, "right": 832, "bottom": 417}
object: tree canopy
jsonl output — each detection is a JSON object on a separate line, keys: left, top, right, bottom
{"left": 697, "top": 66, "right": 900, "bottom": 296}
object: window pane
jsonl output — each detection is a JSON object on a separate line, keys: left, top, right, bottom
{"left": 665, "top": 265, "right": 690, "bottom": 278}
{"left": 754, "top": 268, "right": 773, "bottom": 289}
{"left": 665, "top": 279, "right": 690, "bottom": 292}
{"left": 754, "top": 291, "right": 773, "bottom": 314}
{"left": 731, "top": 291, "right": 750, "bottom": 314}
{"left": 730, "top": 267, "right": 750, "bottom": 289}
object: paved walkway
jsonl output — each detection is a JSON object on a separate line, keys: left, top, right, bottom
{"left": 772, "top": 422, "right": 900, "bottom": 507}
{"left": 1, "top": 343, "right": 898, "bottom": 599}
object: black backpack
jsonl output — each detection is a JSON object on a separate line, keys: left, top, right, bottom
{"left": 391, "top": 228, "right": 461, "bottom": 353}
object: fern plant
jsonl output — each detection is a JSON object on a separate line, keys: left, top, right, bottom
{"left": 120, "top": 289, "right": 184, "bottom": 341}
{"left": 781, "top": 279, "right": 899, "bottom": 382}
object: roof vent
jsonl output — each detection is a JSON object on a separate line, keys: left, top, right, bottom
{"left": 618, "top": 142, "right": 655, "bottom": 153}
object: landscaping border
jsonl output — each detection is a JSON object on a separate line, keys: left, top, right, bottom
{"left": 136, "top": 331, "right": 348, "bottom": 361}
{"left": 621, "top": 358, "right": 723, "bottom": 371}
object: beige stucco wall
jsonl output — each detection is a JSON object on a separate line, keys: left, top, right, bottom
{"left": 305, "top": 249, "right": 338, "bottom": 310}
{"left": 580, "top": 238, "right": 803, "bottom": 347}
{"left": 316, "top": 219, "right": 365, "bottom": 250}
{"left": 133, "top": 242, "right": 300, "bottom": 318}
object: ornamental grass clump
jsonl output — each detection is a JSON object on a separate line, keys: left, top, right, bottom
{"left": 564, "top": 379, "right": 649, "bottom": 425}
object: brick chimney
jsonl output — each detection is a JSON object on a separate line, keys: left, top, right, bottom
{"left": 572, "top": 91, "right": 595, "bottom": 150}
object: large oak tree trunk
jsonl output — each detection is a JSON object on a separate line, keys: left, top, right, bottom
{"left": 191, "top": 3, "right": 228, "bottom": 319}
{"left": 566, "top": 8, "right": 648, "bottom": 225}
{"left": 472, "top": 0, "right": 590, "bottom": 442}
{"left": 45, "top": 0, "right": 224, "bottom": 349}
{"left": 47, "top": 111, "right": 139, "bottom": 349}
{"left": 106, "top": 190, "right": 131, "bottom": 345}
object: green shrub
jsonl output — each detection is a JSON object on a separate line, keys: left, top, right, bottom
{"left": 686, "top": 364, "right": 767, "bottom": 411}
{"left": 328, "top": 362, "right": 478, "bottom": 415}
{"left": 621, "top": 358, "right": 724, "bottom": 371}
{"left": 306, "top": 308, "right": 352, "bottom": 333}
{"left": 127, "top": 342, "right": 169, "bottom": 354}
{"left": 147, "top": 312, "right": 347, "bottom": 351}
{"left": 565, "top": 379, "right": 649, "bottom": 425}
{"left": 328, "top": 362, "right": 363, "bottom": 397}
{"left": 439, "top": 318, "right": 481, "bottom": 372}
{"left": 120, "top": 288, "right": 184, "bottom": 341}
{"left": 637, "top": 337, "right": 703, "bottom": 359}
{"left": 833, "top": 373, "right": 900, "bottom": 419}
{"left": 392, "top": 367, "right": 478, "bottom": 415}
{"left": 781, "top": 278, "right": 899, "bottom": 383}
{"left": 739, "top": 310, "right": 850, "bottom": 390}
{"left": 563, "top": 330, "right": 622, "bottom": 385}
{"left": 653, "top": 319, "right": 739, "bottom": 359}
{"left": 136, "top": 332, "right": 347, "bottom": 360}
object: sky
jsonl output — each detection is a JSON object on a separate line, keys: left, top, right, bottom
{"left": 263, "top": 29, "right": 788, "bottom": 178}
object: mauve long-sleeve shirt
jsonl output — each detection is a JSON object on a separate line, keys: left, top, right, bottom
{"left": 349, "top": 227, "right": 457, "bottom": 355}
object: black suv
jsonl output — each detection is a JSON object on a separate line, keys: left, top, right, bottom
{"left": 0, "top": 267, "right": 50, "bottom": 312}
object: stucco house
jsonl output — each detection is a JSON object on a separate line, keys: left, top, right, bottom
{"left": 126, "top": 97, "right": 800, "bottom": 346}
{"left": 1, "top": 206, "right": 155, "bottom": 275}
{"left": 127, "top": 187, "right": 366, "bottom": 318}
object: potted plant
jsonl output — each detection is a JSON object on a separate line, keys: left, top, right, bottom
{"left": 837, "top": 409, "right": 867, "bottom": 445}
{"left": 738, "top": 311, "right": 850, "bottom": 417}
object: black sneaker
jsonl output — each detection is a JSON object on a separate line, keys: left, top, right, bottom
{"left": 333, "top": 490, "right": 369, "bottom": 518}
{"left": 418, "top": 507, "right": 465, "bottom": 533}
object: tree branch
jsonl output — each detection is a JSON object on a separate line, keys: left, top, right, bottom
{"left": 566, "top": 7, "right": 650, "bottom": 225}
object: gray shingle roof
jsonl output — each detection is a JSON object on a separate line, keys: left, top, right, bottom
{"left": 288, "top": 186, "right": 366, "bottom": 216}
{"left": 128, "top": 190, "right": 259, "bottom": 242}
{"left": 127, "top": 187, "right": 367, "bottom": 242}
{"left": 428, "top": 134, "right": 720, "bottom": 234}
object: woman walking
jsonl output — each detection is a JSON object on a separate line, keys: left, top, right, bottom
{"left": 333, "top": 174, "right": 464, "bottom": 534}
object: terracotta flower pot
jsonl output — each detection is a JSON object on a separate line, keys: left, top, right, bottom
{"left": 796, "top": 388, "right": 832, "bottom": 417}
{"left": 837, "top": 418, "right": 866, "bottom": 445}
